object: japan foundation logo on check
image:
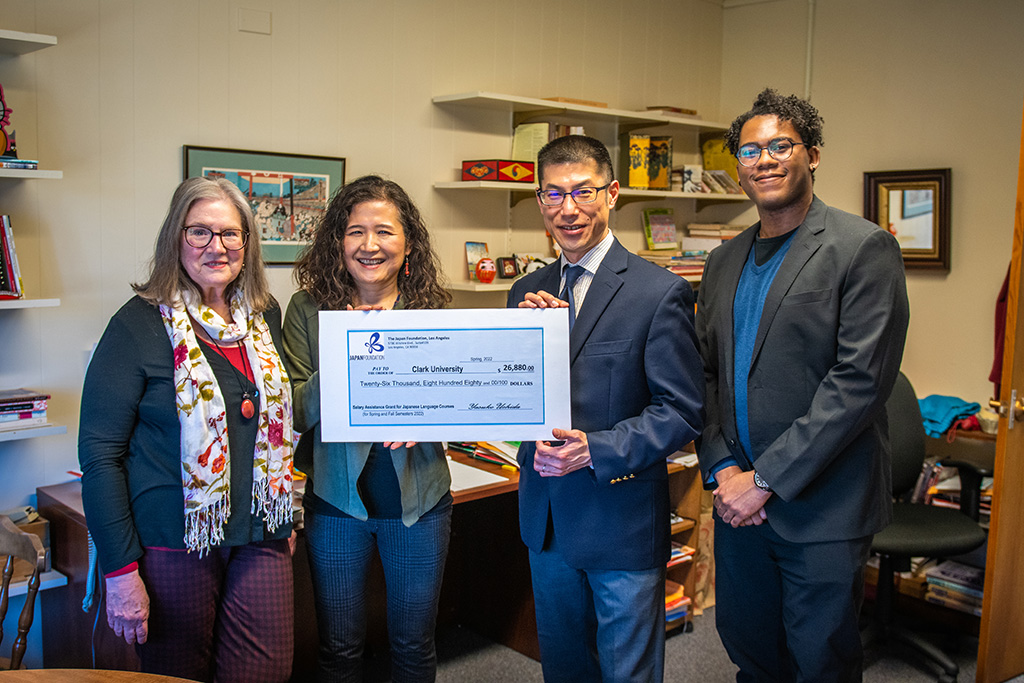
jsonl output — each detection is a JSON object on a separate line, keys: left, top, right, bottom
{"left": 349, "top": 331, "right": 385, "bottom": 361}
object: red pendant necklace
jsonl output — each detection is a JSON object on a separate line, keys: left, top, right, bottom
{"left": 205, "top": 337, "right": 256, "bottom": 419}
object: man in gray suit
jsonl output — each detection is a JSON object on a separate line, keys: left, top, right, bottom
{"left": 696, "top": 89, "right": 910, "bottom": 682}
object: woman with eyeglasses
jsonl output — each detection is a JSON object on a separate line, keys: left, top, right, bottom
{"left": 79, "top": 176, "right": 295, "bottom": 682}
{"left": 282, "top": 175, "right": 452, "bottom": 682}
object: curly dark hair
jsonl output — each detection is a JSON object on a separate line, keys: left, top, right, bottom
{"left": 724, "top": 88, "right": 824, "bottom": 155}
{"left": 293, "top": 175, "right": 450, "bottom": 311}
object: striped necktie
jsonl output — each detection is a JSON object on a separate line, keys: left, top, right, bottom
{"left": 560, "top": 265, "right": 584, "bottom": 332}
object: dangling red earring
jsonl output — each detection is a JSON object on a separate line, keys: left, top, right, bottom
{"left": 404, "top": 258, "right": 410, "bottom": 276}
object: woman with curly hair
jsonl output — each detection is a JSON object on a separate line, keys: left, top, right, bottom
{"left": 283, "top": 175, "right": 452, "bottom": 683}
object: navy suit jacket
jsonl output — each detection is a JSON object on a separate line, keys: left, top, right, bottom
{"left": 507, "top": 238, "right": 704, "bottom": 571}
{"left": 696, "top": 197, "right": 910, "bottom": 543}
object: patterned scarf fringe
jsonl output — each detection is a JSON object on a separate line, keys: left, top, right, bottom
{"left": 252, "top": 477, "right": 293, "bottom": 534}
{"left": 184, "top": 497, "right": 230, "bottom": 557}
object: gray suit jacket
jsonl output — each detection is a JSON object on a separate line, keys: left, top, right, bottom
{"left": 696, "top": 196, "right": 910, "bottom": 543}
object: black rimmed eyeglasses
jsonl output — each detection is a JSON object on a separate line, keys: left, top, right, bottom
{"left": 735, "top": 138, "right": 810, "bottom": 167}
{"left": 182, "top": 225, "right": 249, "bottom": 251}
{"left": 536, "top": 184, "right": 611, "bottom": 206}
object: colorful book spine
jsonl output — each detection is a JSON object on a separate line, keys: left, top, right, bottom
{"left": 647, "top": 136, "right": 673, "bottom": 190}
{"left": 625, "top": 134, "right": 650, "bottom": 189}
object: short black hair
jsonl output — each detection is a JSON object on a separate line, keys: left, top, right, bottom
{"left": 536, "top": 135, "right": 615, "bottom": 185}
{"left": 725, "top": 88, "right": 824, "bottom": 155}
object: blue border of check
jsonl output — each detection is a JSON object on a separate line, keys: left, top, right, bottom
{"left": 346, "top": 327, "right": 546, "bottom": 427}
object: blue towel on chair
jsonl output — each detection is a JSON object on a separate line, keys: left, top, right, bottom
{"left": 918, "top": 395, "right": 981, "bottom": 438}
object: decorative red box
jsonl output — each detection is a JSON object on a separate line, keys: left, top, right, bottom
{"left": 461, "top": 159, "right": 535, "bottom": 183}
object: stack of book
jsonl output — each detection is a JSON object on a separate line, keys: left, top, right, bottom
{"left": 668, "top": 541, "right": 696, "bottom": 568}
{"left": 0, "top": 157, "right": 39, "bottom": 170}
{"left": 701, "top": 169, "right": 744, "bottom": 195}
{"left": 449, "top": 441, "right": 520, "bottom": 469}
{"left": 0, "top": 215, "right": 24, "bottom": 299}
{"left": 686, "top": 222, "right": 746, "bottom": 240}
{"left": 0, "top": 388, "right": 50, "bottom": 432}
{"left": 924, "top": 560, "right": 984, "bottom": 616}
{"left": 665, "top": 579, "right": 691, "bottom": 624}
{"left": 911, "top": 462, "right": 993, "bottom": 522}
{"left": 636, "top": 249, "right": 708, "bottom": 280}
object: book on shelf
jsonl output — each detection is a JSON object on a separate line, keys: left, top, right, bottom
{"left": 647, "top": 136, "right": 673, "bottom": 190}
{"left": 702, "top": 170, "right": 729, "bottom": 194}
{"left": 706, "top": 169, "right": 743, "bottom": 194}
{"left": 642, "top": 208, "right": 677, "bottom": 250}
{"left": 645, "top": 105, "right": 699, "bottom": 118}
{"left": 681, "top": 236, "right": 725, "bottom": 253}
{"left": 0, "top": 388, "right": 49, "bottom": 431}
{"left": 665, "top": 579, "right": 691, "bottom": 622}
{"left": 622, "top": 134, "right": 650, "bottom": 189}
{"left": 543, "top": 96, "right": 608, "bottom": 108}
{"left": 0, "top": 215, "right": 23, "bottom": 299}
{"left": 0, "top": 414, "right": 48, "bottom": 431}
{"left": 926, "top": 584, "right": 983, "bottom": 608}
{"left": 511, "top": 123, "right": 550, "bottom": 165}
{"left": 925, "top": 560, "right": 985, "bottom": 599}
{"left": 924, "top": 588, "right": 982, "bottom": 616}
{"left": 681, "top": 164, "right": 703, "bottom": 193}
{"left": 0, "top": 388, "right": 50, "bottom": 406}
{"left": 668, "top": 541, "right": 696, "bottom": 567}
{"left": 0, "top": 158, "right": 39, "bottom": 170}
{"left": 702, "top": 138, "right": 740, "bottom": 184}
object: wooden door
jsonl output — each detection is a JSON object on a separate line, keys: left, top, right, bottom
{"left": 976, "top": 100, "right": 1024, "bottom": 683}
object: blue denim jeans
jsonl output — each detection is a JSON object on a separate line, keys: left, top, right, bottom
{"left": 304, "top": 498, "right": 452, "bottom": 683}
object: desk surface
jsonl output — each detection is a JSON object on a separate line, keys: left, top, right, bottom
{"left": 0, "top": 670, "right": 193, "bottom": 682}
{"left": 39, "top": 448, "right": 519, "bottom": 517}
{"left": 925, "top": 431, "right": 996, "bottom": 476}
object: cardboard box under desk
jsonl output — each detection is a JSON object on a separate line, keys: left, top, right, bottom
{"left": 864, "top": 562, "right": 927, "bottom": 600}
{"left": 10, "top": 516, "right": 52, "bottom": 581}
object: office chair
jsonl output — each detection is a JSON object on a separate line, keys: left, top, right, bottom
{"left": 865, "top": 372, "right": 988, "bottom": 682}
{"left": 0, "top": 514, "right": 47, "bottom": 670}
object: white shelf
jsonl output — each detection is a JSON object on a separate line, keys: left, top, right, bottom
{"left": 0, "top": 168, "right": 62, "bottom": 179}
{"left": 433, "top": 91, "right": 731, "bottom": 133}
{"left": 0, "top": 298, "right": 60, "bottom": 310}
{"left": 435, "top": 181, "right": 748, "bottom": 203}
{"left": 436, "top": 180, "right": 534, "bottom": 191}
{"left": 620, "top": 188, "right": 747, "bottom": 201}
{"left": 448, "top": 280, "right": 516, "bottom": 292}
{"left": 0, "top": 28, "right": 57, "bottom": 56}
{"left": 0, "top": 424, "right": 67, "bottom": 442}
{"left": 7, "top": 569, "right": 68, "bottom": 597}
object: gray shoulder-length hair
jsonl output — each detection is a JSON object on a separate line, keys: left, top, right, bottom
{"left": 133, "top": 177, "right": 273, "bottom": 312}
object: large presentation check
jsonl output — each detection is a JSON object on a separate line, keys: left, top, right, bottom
{"left": 319, "top": 308, "right": 571, "bottom": 442}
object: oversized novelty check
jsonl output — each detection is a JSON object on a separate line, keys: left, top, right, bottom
{"left": 319, "top": 308, "right": 571, "bottom": 442}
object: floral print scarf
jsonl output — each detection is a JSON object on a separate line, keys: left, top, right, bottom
{"left": 160, "top": 290, "right": 293, "bottom": 555}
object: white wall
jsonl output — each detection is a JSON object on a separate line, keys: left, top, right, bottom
{"left": 0, "top": 0, "right": 727, "bottom": 510}
{"left": 721, "top": 0, "right": 1024, "bottom": 403}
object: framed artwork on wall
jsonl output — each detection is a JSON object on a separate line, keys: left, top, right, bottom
{"left": 183, "top": 146, "right": 345, "bottom": 264}
{"left": 863, "top": 168, "right": 951, "bottom": 271}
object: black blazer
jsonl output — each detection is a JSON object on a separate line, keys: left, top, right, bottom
{"left": 696, "top": 197, "right": 910, "bottom": 543}
{"left": 508, "top": 238, "right": 704, "bottom": 570}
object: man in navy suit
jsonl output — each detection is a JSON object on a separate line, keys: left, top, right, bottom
{"left": 508, "top": 135, "right": 703, "bottom": 682}
{"left": 697, "top": 89, "right": 909, "bottom": 682}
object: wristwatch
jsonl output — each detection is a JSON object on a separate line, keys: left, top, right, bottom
{"left": 753, "top": 471, "right": 772, "bottom": 492}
